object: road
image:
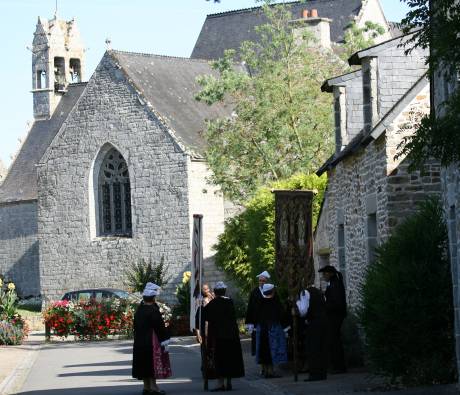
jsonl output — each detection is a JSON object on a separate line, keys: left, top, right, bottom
{"left": 15, "top": 337, "right": 270, "bottom": 395}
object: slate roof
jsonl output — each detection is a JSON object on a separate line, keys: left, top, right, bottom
{"left": 0, "top": 83, "right": 86, "bottom": 204}
{"left": 316, "top": 74, "right": 428, "bottom": 176}
{"left": 191, "top": 0, "right": 363, "bottom": 60}
{"left": 388, "top": 21, "right": 403, "bottom": 38}
{"left": 109, "top": 50, "right": 234, "bottom": 156}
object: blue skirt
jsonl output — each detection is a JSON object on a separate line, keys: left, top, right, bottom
{"left": 255, "top": 323, "right": 288, "bottom": 365}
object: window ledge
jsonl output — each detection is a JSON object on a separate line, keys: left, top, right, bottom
{"left": 91, "top": 236, "right": 133, "bottom": 244}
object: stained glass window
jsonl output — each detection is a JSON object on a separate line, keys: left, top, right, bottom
{"left": 98, "top": 148, "right": 132, "bottom": 237}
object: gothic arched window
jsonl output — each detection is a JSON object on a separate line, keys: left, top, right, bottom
{"left": 98, "top": 148, "right": 132, "bottom": 237}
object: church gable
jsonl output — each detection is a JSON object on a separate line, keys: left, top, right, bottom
{"left": 37, "top": 51, "right": 194, "bottom": 302}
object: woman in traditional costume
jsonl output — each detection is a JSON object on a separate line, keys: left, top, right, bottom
{"left": 254, "top": 283, "right": 289, "bottom": 378}
{"left": 132, "top": 282, "right": 171, "bottom": 395}
{"left": 203, "top": 281, "right": 245, "bottom": 391}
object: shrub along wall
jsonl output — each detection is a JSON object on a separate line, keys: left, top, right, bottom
{"left": 359, "top": 197, "right": 456, "bottom": 385}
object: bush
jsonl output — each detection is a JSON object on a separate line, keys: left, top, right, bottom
{"left": 213, "top": 173, "right": 327, "bottom": 296}
{"left": 359, "top": 198, "right": 456, "bottom": 385}
{"left": 173, "top": 271, "right": 191, "bottom": 316}
{"left": 124, "top": 257, "right": 171, "bottom": 293}
{"left": 0, "top": 320, "right": 26, "bottom": 345}
{"left": 0, "top": 278, "right": 29, "bottom": 345}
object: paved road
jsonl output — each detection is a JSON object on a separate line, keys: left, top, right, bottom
{"left": 16, "top": 337, "right": 268, "bottom": 395}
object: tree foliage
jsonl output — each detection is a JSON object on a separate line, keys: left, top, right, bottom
{"left": 213, "top": 173, "right": 326, "bottom": 296}
{"left": 398, "top": 0, "right": 460, "bottom": 168}
{"left": 196, "top": 1, "right": 345, "bottom": 202}
{"left": 401, "top": 0, "right": 460, "bottom": 74}
{"left": 341, "top": 21, "right": 386, "bottom": 62}
{"left": 359, "top": 198, "right": 456, "bottom": 385}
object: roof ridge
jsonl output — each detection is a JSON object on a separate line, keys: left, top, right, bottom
{"left": 109, "top": 49, "right": 211, "bottom": 63}
{"left": 205, "top": 0, "right": 302, "bottom": 18}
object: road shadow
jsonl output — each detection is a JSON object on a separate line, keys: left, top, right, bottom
{"left": 58, "top": 368, "right": 132, "bottom": 377}
{"left": 17, "top": 385, "right": 141, "bottom": 395}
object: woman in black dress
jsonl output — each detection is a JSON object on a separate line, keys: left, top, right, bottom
{"left": 132, "top": 283, "right": 171, "bottom": 395}
{"left": 204, "top": 281, "right": 245, "bottom": 391}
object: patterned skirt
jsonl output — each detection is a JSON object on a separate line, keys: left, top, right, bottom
{"left": 255, "top": 323, "right": 288, "bottom": 366}
{"left": 152, "top": 332, "right": 172, "bottom": 379}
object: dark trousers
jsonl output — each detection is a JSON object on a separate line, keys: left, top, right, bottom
{"left": 305, "top": 318, "right": 328, "bottom": 379}
{"left": 327, "top": 314, "right": 346, "bottom": 372}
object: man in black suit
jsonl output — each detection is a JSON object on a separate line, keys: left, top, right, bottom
{"left": 318, "top": 265, "right": 347, "bottom": 374}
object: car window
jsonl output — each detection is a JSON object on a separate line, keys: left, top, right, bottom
{"left": 94, "top": 291, "right": 104, "bottom": 302}
{"left": 67, "top": 292, "right": 78, "bottom": 301}
{"left": 113, "top": 290, "right": 129, "bottom": 298}
{"left": 78, "top": 292, "right": 92, "bottom": 302}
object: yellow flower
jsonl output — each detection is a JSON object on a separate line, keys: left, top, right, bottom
{"left": 7, "top": 282, "right": 15, "bottom": 291}
{"left": 182, "top": 271, "right": 191, "bottom": 284}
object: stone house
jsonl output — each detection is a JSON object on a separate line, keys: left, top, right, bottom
{"left": 436, "top": 59, "right": 460, "bottom": 378}
{"left": 314, "top": 34, "right": 442, "bottom": 309}
{"left": 0, "top": 0, "right": 394, "bottom": 302}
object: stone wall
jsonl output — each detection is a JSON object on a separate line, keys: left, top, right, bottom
{"left": 0, "top": 201, "right": 40, "bottom": 297}
{"left": 437, "top": 71, "right": 460, "bottom": 379}
{"left": 317, "top": 85, "right": 440, "bottom": 309}
{"left": 187, "top": 159, "right": 227, "bottom": 287}
{"left": 37, "top": 53, "right": 191, "bottom": 303}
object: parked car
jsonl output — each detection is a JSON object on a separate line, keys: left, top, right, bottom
{"left": 61, "top": 288, "right": 140, "bottom": 303}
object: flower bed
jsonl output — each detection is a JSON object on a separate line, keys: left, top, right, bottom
{"left": 43, "top": 299, "right": 134, "bottom": 340}
{"left": 0, "top": 279, "right": 29, "bottom": 345}
{"left": 43, "top": 299, "right": 172, "bottom": 340}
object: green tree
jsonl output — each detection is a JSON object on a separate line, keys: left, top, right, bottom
{"left": 213, "top": 173, "right": 326, "bottom": 296}
{"left": 397, "top": 0, "right": 460, "bottom": 168}
{"left": 341, "top": 21, "right": 386, "bottom": 62}
{"left": 196, "top": 1, "right": 345, "bottom": 202}
{"left": 359, "top": 198, "right": 456, "bottom": 385}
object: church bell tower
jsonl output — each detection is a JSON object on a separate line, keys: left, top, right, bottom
{"left": 31, "top": 15, "right": 85, "bottom": 120}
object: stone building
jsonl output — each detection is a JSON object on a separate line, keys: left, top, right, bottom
{"left": 0, "top": 0, "right": 393, "bottom": 302}
{"left": 436, "top": 60, "right": 460, "bottom": 378}
{"left": 314, "top": 34, "right": 442, "bottom": 308}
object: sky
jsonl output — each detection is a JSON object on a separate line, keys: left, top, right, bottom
{"left": 0, "top": 0, "right": 410, "bottom": 167}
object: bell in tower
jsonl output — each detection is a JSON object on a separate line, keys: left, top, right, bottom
{"left": 31, "top": 15, "right": 85, "bottom": 120}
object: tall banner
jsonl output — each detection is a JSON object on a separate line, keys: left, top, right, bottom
{"left": 274, "top": 190, "right": 314, "bottom": 381}
{"left": 190, "top": 214, "right": 203, "bottom": 332}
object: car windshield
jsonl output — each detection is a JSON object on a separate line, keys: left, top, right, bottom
{"left": 113, "top": 290, "right": 130, "bottom": 298}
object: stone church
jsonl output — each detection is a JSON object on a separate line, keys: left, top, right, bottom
{"left": 0, "top": 0, "right": 391, "bottom": 303}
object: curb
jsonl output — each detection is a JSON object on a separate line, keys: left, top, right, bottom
{"left": 0, "top": 342, "right": 42, "bottom": 395}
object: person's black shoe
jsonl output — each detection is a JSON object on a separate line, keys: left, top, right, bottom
{"left": 304, "top": 375, "right": 327, "bottom": 382}
{"left": 210, "top": 386, "right": 226, "bottom": 392}
{"left": 265, "top": 373, "right": 282, "bottom": 379}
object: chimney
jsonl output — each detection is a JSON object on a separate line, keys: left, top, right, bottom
{"left": 290, "top": 9, "right": 332, "bottom": 49}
